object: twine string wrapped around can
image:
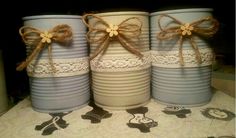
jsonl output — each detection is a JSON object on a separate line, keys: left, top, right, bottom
{"left": 16, "top": 24, "right": 73, "bottom": 71}
{"left": 82, "top": 14, "right": 143, "bottom": 60}
{"left": 157, "top": 14, "right": 219, "bottom": 66}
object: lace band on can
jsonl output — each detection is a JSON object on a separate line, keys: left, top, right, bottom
{"left": 27, "top": 57, "right": 89, "bottom": 77}
{"left": 151, "top": 48, "right": 213, "bottom": 68}
{"left": 90, "top": 52, "right": 151, "bottom": 72}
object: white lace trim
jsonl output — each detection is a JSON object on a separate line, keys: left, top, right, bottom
{"left": 151, "top": 48, "right": 213, "bottom": 68}
{"left": 90, "top": 52, "right": 151, "bottom": 72}
{"left": 27, "top": 57, "right": 89, "bottom": 77}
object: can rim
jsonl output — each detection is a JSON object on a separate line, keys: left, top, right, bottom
{"left": 94, "top": 11, "right": 149, "bottom": 17}
{"left": 150, "top": 8, "right": 213, "bottom": 16}
{"left": 23, "top": 15, "right": 81, "bottom": 20}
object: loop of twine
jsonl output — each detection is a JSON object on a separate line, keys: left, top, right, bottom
{"left": 157, "top": 14, "right": 219, "bottom": 66}
{"left": 82, "top": 14, "right": 143, "bottom": 60}
{"left": 17, "top": 24, "right": 73, "bottom": 71}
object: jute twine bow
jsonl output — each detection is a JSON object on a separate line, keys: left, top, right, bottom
{"left": 82, "top": 14, "right": 143, "bottom": 60}
{"left": 16, "top": 24, "right": 73, "bottom": 71}
{"left": 157, "top": 14, "right": 219, "bottom": 66}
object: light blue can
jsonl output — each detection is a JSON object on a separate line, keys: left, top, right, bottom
{"left": 150, "top": 8, "right": 217, "bottom": 106}
{"left": 22, "top": 15, "right": 90, "bottom": 113}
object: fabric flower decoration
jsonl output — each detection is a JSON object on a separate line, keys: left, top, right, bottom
{"left": 180, "top": 23, "right": 194, "bottom": 36}
{"left": 106, "top": 24, "right": 119, "bottom": 37}
{"left": 40, "top": 31, "right": 53, "bottom": 43}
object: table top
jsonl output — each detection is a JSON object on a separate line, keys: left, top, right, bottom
{"left": 0, "top": 90, "right": 235, "bottom": 138}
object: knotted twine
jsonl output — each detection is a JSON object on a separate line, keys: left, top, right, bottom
{"left": 157, "top": 14, "right": 219, "bottom": 66}
{"left": 16, "top": 24, "right": 73, "bottom": 71}
{"left": 82, "top": 14, "right": 143, "bottom": 60}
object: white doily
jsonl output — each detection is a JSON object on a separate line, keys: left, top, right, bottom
{"left": 90, "top": 52, "right": 151, "bottom": 72}
{"left": 27, "top": 57, "right": 89, "bottom": 77}
{"left": 151, "top": 48, "right": 214, "bottom": 68}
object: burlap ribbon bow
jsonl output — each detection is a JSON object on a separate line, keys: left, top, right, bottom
{"left": 157, "top": 14, "right": 219, "bottom": 66}
{"left": 82, "top": 14, "right": 143, "bottom": 60}
{"left": 16, "top": 24, "right": 73, "bottom": 71}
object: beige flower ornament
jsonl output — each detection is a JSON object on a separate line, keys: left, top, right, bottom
{"left": 40, "top": 31, "right": 53, "bottom": 43}
{"left": 106, "top": 24, "right": 119, "bottom": 37}
{"left": 180, "top": 23, "right": 194, "bottom": 36}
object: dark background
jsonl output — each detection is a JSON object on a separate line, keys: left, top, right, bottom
{"left": 0, "top": 0, "right": 235, "bottom": 103}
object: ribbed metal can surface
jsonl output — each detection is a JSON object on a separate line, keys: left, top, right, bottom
{"left": 22, "top": 15, "right": 90, "bottom": 113}
{"left": 86, "top": 12, "right": 151, "bottom": 109}
{"left": 150, "top": 8, "right": 215, "bottom": 106}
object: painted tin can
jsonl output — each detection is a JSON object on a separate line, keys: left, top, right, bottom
{"left": 86, "top": 12, "right": 151, "bottom": 109}
{"left": 150, "top": 8, "right": 216, "bottom": 106}
{"left": 22, "top": 15, "right": 90, "bottom": 113}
